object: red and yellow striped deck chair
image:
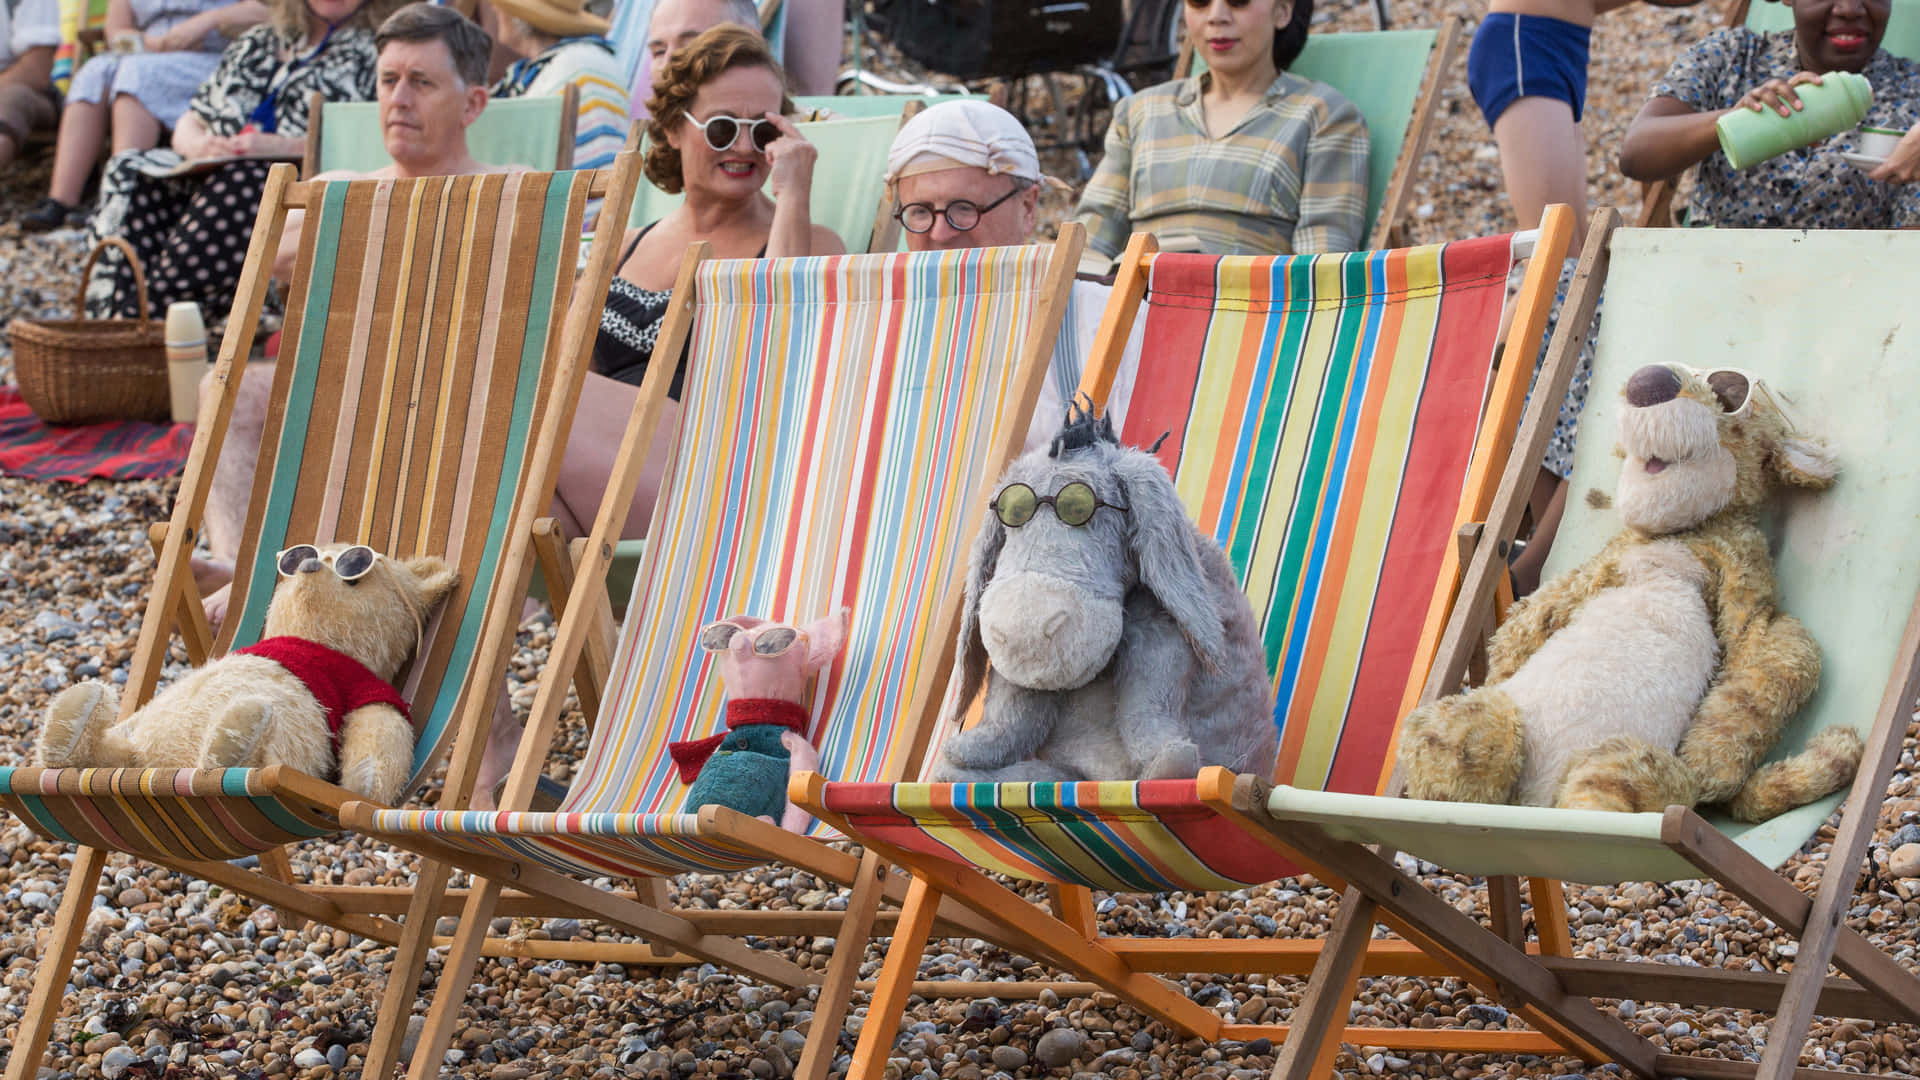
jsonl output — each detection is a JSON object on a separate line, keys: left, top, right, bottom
{"left": 0, "top": 158, "right": 643, "bottom": 1080}
{"left": 797, "top": 207, "right": 1608, "bottom": 1079}
{"left": 340, "top": 231, "right": 1087, "bottom": 1080}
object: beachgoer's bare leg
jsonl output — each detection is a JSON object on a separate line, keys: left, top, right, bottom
{"left": 467, "top": 689, "right": 523, "bottom": 811}
{"left": 47, "top": 99, "right": 106, "bottom": 207}
{"left": 781, "top": 0, "right": 845, "bottom": 96}
{"left": 196, "top": 361, "right": 276, "bottom": 630}
{"left": 549, "top": 371, "right": 679, "bottom": 541}
{"left": 1492, "top": 96, "right": 1589, "bottom": 233}
{"left": 108, "top": 93, "right": 161, "bottom": 154}
{"left": 1511, "top": 467, "right": 1567, "bottom": 597}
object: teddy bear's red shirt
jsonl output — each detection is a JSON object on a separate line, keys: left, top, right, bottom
{"left": 233, "top": 636, "right": 410, "bottom": 751}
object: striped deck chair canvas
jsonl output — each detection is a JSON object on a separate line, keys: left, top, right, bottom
{"left": 0, "top": 158, "right": 643, "bottom": 1080}
{"left": 344, "top": 233, "right": 1085, "bottom": 1080}
{"left": 800, "top": 211, "right": 1592, "bottom": 1077}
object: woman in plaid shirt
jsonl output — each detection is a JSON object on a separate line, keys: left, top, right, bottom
{"left": 1073, "top": 0, "right": 1369, "bottom": 262}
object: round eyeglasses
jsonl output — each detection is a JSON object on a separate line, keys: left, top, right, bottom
{"left": 685, "top": 112, "right": 780, "bottom": 153}
{"left": 276, "top": 544, "right": 381, "bottom": 582}
{"left": 1659, "top": 363, "right": 1770, "bottom": 420}
{"left": 700, "top": 620, "right": 806, "bottom": 658}
{"left": 893, "top": 185, "right": 1023, "bottom": 234}
{"left": 990, "top": 481, "right": 1129, "bottom": 528}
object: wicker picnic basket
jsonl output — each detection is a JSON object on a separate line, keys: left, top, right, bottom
{"left": 10, "top": 237, "right": 170, "bottom": 425}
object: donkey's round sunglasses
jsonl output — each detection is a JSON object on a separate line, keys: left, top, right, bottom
{"left": 991, "top": 481, "right": 1130, "bottom": 528}
{"left": 275, "top": 544, "right": 380, "bottom": 582}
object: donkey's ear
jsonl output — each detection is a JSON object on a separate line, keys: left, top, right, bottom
{"left": 955, "top": 497, "right": 1007, "bottom": 706}
{"left": 1112, "top": 450, "right": 1226, "bottom": 671}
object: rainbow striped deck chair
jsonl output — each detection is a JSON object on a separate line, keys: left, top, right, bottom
{"left": 0, "top": 157, "right": 644, "bottom": 1080}
{"left": 340, "top": 230, "right": 1087, "bottom": 1080}
{"left": 798, "top": 208, "right": 1602, "bottom": 1080}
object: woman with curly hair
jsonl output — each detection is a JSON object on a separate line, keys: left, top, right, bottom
{"left": 83, "top": 0, "right": 404, "bottom": 317}
{"left": 1073, "top": 0, "right": 1368, "bottom": 263}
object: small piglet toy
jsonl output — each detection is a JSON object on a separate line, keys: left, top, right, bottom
{"left": 668, "top": 610, "right": 847, "bottom": 833}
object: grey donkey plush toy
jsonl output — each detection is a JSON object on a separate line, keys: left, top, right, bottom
{"left": 933, "top": 402, "right": 1277, "bottom": 783}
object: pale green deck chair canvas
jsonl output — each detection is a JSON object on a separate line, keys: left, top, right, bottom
{"left": 1243, "top": 226, "right": 1920, "bottom": 1079}
{"left": 301, "top": 88, "right": 579, "bottom": 177}
{"left": 793, "top": 92, "right": 984, "bottom": 118}
{"left": 625, "top": 114, "right": 905, "bottom": 253}
{"left": 1178, "top": 22, "right": 1461, "bottom": 249}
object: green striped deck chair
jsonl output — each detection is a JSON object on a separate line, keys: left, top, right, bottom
{"left": 301, "top": 86, "right": 579, "bottom": 177}
{"left": 341, "top": 231, "right": 1086, "bottom": 1080}
{"left": 1229, "top": 225, "right": 1920, "bottom": 1079}
{"left": 798, "top": 209, "right": 1594, "bottom": 1080}
{"left": 0, "top": 157, "right": 644, "bottom": 1080}
{"left": 1178, "top": 23, "right": 1460, "bottom": 249}
{"left": 626, "top": 114, "right": 906, "bottom": 253}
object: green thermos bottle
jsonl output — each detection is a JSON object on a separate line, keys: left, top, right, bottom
{"left": 1715, "top": 71, "right": 1873, "bottom": 169}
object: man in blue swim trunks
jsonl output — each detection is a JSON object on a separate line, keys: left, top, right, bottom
{"left": 1470, "top": 0, "right": 1702, "bottom": 232}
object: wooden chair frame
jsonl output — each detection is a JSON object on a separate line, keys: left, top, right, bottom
{"left": 336, "top": 228, "right": 1090, "bottom": 1080}
{"left": 791, "top": 206, "right": 1605, "bottom": 1080}
{"left": 0, "top": 155, "right": 643, "bottom": 1080}
{"left": 1224, "top": 223, "right": 1920, "bottom": 1080}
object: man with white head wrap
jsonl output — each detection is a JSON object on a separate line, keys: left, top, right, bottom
{"left": 886, "top": 100, "right": 1143, "bottom": 450}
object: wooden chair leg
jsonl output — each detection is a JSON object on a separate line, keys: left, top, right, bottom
{"left": 147, "top": 523, "right": 214, "bottom": 665}
{"left": 361, "top": 859, "right": 457, "bottom": 1079}
{"left": 1530, "top": 878, "right": 1572, "bottom": 957}
{"left": 3, "top": 847, "right": 109, "bottom": 1080}
{"left": 255, "top": 845, "right": 312, "bottom": 934}
{"left": 1273, "top": 886, "right": 1376, "bottom": 1080}
{"left": 797, "top": 850, "right": 890, "bottom": 1080}
{"left": 845, "top": 874, "right": 941, "bottom": 1080}
{"left": 531, "top": 519, "right": 610, "bottom": 721}
{"left": 1047, "top": 883, "right": 1097, "bottom": 938}
{"left": 635, "top": 875, "right": 679, "bottom": 960}
{"left": 404, "top": 878, "right": 509, "bottom": 1080}
{"left": 1487, "top": 875, "right": 1526, "bottom": 947}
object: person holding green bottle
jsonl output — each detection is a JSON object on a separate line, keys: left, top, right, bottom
{"left": 1620, "top": 0, "right": 1920, "bottom": 227}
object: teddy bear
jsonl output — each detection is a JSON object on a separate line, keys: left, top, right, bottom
{"left": 669, "top": 609, "right": 843, "bottom": 833}
{"left": 37, "top": 542, "right": 456, "bottom": 806}
{"left": 1397, "top": 363, "right": 1862, "bottom": 821}
{"left": 932, "top": 402, "right": 1277, "bottom": 784}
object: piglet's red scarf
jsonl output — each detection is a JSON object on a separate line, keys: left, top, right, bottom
{"left": 668, "top": 699, "right": 810, "bottom": 783}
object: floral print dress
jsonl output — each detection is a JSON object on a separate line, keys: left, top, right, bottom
{"left": 85, "top": 23, "right": 376, "bottom": 317}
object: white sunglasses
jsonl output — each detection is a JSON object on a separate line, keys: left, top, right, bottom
{"left": 684, "top": 111, "right": 780, "bottom": 153}
{"left": 1660, "top": 364, "right": 1774, "bottom": 420}
{"left": 276, "top": 543, "right": 381, "bottom": 583}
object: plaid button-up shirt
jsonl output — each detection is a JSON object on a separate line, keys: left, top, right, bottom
{"left": 1074, "top": 71, "right": 1370, "bottom": 259}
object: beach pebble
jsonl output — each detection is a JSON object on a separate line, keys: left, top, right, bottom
{"left": 1889, "top": 842, "right": 1920, "bottom": 878}
{"left": 1034, "top": 1029, "right": 1085, "bottom": 1069}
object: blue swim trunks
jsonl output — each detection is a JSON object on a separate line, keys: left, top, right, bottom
{"left": 1467, "top": 12, "right": 1591, "bottom": 128}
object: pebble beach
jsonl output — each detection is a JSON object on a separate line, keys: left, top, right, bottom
{"left": 4, "top": 1, "right": 1920, "bottom": 1077}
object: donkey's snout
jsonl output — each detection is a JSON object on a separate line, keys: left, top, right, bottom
{"left": 1043, "top": 611, "right": 1070, "bottom": 638}
{"left": 1625, "top": 365, "right": 1682, "bottom": 408}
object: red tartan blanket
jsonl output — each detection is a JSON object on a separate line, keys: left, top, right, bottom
{"left": 0, "top": 386, "right": 192, "bottom": 483}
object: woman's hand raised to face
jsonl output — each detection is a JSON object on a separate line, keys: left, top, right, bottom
{"left": 1737, "top": 71, "right": 1825, "bottom": 117}
{"left": 760, "top": 112, "right": 817, "bottom": 201}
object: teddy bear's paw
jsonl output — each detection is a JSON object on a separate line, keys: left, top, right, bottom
{"left": 338, "top": 756, "right": 406, "bottom": 805}
{"left": 1143, "top": 740, "right": 1201, "bottom": 780}
{"left": 39, "top": 682, "right": 114, "bottom": 766}
{"left": 201, "top": 700, "right": 272, "bottom": 767}
{"left": 1397, "top": 692, "right": 1525, "bottom": 804}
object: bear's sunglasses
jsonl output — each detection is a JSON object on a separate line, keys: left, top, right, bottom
{"left": 685, "top": 112, "right": 780, "bottom": 153}
{"left": 275, "top": 544, "right": 381, "bottom": 582}
{"left": 1660, "top": 363, "right": 1774, "bottom": 420}
{"left": 700, "top": 620, "right": 807, "bottom": 657}
{"left": 991, "top": 481, "right": 1129, "bottom": 528}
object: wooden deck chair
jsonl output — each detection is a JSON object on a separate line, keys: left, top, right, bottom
{"left": 794, "top": 206, "right": 1591, "bottom": 1079}
{"left": 791, "top": 91, "right": 987, "bottom": 119}
{"left": 1213, "top": 223, "right": 1920, "bottom": 1080}
{"left": 625, "top": 113, "right": 909, "bottom": 253}
{"left": 1175, "top": 22, "right": 1461, "bottom": 250}
{"left": 0, "top": 156, "right": 645, "bottom": 1080}
{"left": 339, "top": 230, "right": 1087, "bottom": 1080}
{"left": 301, "top": 85, "right": 580, "bottom": 177}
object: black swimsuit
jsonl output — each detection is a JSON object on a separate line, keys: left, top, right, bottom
{"left": 591, "top": 223, "right": 765, "bottom": 401}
